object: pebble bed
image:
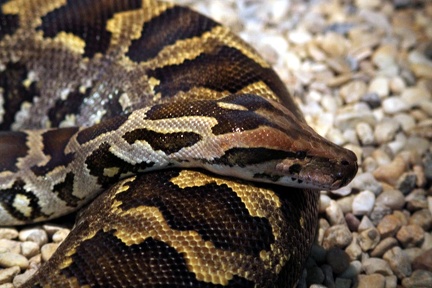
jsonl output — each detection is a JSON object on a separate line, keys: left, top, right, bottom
{"left": 0, "top": 0, "right": 431, "bottom": 287}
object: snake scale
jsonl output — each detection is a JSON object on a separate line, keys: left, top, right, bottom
{"left": 0, "top": 0, "right": 358, "bottom": 287}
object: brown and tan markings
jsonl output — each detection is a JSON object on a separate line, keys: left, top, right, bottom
{"left": 0, "top": 0, "right": 358, "bottom": 287}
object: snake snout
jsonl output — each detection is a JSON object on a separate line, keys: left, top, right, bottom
{"left": 331, "top": 154, "right": 358, "bottom": 189}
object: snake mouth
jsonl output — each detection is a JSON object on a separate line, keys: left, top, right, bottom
{"left": 274, "top": 153, "right": 358, "bottom": 190}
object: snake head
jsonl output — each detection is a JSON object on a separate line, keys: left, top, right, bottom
{"left": 272, "top": 149, "right": 358, "bottom": 190}
{"left": 197, "top": 94, "right": 359, "bottom": 190}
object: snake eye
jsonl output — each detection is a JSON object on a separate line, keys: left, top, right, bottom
{"left": 296, "top": 151, "right": 306, "bottom": 159}
{"left": 288, "top": 164, "right": 302, "bottom": 174}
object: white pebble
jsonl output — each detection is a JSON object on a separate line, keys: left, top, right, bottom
{"left": 0, "top": 252, "right": 29, "bottom": 270}
{"left": 382, "top": 97, "right": 409, "bottom": 114}
{"left": 19, "top": 228, "right": 48, "bottom": 247}
{"left": 358, "top": 216, "right": 375, "bottom": 232}
{"left": 374, "top": 119, "right": 400, "bottom": 144}
{"left": 319, "top": 194, "right": 332, "bottom": 213}
{"left": 0, "top": 239, "right": 21, "bottom": 254}
{"left": 393, "top": 113, "right": 416, "bottom": 132}
{"left": 400, "top": 87, "right": 431, "bottom": 107}
{"left": 288, "top": 28, "right": 312, "bottom": 45}
{"left": 356, "top": 122, "right": 375, "bottom": 145}
{"left": 12, "top": 268, "right": 37, "bottom": 287}
{"left": 21, "top": 241, "right": 40, "bottom": 258}
{"left": 52, "top": 229, "right": 70, "bottom": 243}
{"left": 389, "top": 76, "right": 406, "bottom": 94}
{"left": 326, "top": 200, "right": 346, "bottom": 225}
{"left": 353, "top": 190, "right": 376, "bottom": 216}
{"left": 368, "top": 77, "right": 389, "bottom": 98}
{"left": 0, "top": 266, "right": 20, "bottom": 284}
{"left": 41, "top": 243, "right": 60, "bottom": 262}
{"left": 0, "top": 229, "right": 18, "bottom": 240}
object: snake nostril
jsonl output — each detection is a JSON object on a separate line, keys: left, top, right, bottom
{"left": 341, "top": 159, "right": 349, "bottom": 166}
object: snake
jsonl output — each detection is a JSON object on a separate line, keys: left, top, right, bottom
{"left": 0, "top": 0, "right": 358, "bottom": 287}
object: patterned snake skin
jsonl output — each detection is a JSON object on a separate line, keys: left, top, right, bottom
{"left": 0, "top": 0, "right": 358, "bottom": 287}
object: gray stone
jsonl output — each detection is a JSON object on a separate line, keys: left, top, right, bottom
{"left": 306, "top": 266, "right": 325, "bottom": 286}
{"left": 422, "top": 232, "right": 432, "bottom": 250}
{"left": 321, "top": 264, "right": 335, "bottom": 288}
{"left": 401, "top": 270, "right": 432, "bottom": 288}
{"left": 369, "top": 204, "right": 392, "bottom": 226}
{"left": 396, "top": 172, "right": 417, "bottom": 194}
{"left": 347, "top": 172, "right": 382, "bottom": 195}
{"left": 409, "top": 209, "right": 432, "bottom": 231}
{"left": 374, "top": 119, "right": 400, "bottom": 144}
{"left": 385, "top": 275, "right": 397, "bottom": 288}
{"left": 339, "top": 260, "right": 362, "bottom": 278}
{"left": 370, "top": 237, "right": 398, "bottom": 258}
{"left": 406, "top": 189, "right": 428, "bottom": 210}
{"left": 326, "top": 248, "right": 350, "bottom": 274}
{"left": 375, "top": 190, "right": 405, "bottom": 210}
{"left": 358, "top": 216, "right": 375, "bottom": 232}
{"left": 310, "top": 244, "right": 327, "bottom": 264}
{"left": 383, "top": 246, "right": 412, "bottom": 278}
{"left": 362, "top": 257, "right": 393, "bottom": 276}
{"left": 334, "top": 277, "right": 351, "bottom": 288}
{"left": 412, "top": 248, "right": 432, "bottom": 272}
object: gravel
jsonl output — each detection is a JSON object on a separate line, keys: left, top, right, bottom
{"left": 1, "top": 0, "right": 431, "bottom": 287}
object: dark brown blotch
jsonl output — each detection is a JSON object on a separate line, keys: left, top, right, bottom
{"left": 52, "top": 172, "right": 81, "bottom": 207}
{"left": 127, "top": 5, "right": 218, "bottom": 62}
{"left": 0, "top": 131, "right": 28, "bottom": 173}
{"left": 147, "top": 45, "right": 294, "bottom": 110}
{"left": 76, "top": 115, "right": 127, "bottom": 145}
{"left": 85, "top": 142, "right": 154, "bottom": 188}
{"left": 47, "top": 87, "right": 91, "bottom": 127}
{"left": 31, "top": 127, "right": 79, "bottom": 176}
{"left": 38, "top": 0, "right": 142, "bottom": 57}
{"left": 0, "top": 62, "right": 40, "bottom": 130}
{"left": 0, "top": 179, "right": 48, "bottom": 222}
{"left": 210, "top": 147, "right": 295, "bottom": 168}
{"left": 0, "top": 6, "right": 20, "bottom": 40}
{"left": 123, "top": 128, "right": 201, "bottom": 154}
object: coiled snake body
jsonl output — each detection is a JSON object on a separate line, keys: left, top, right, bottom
{"left": 0, "top": 0, "right": 358, "bottom": 287}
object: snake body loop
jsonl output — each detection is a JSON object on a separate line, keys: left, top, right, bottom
{"left": 0, "top": 0, "right": 358, "bottom": 286}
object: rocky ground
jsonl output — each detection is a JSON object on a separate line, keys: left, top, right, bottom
{"left": 1, "top": 0, "right": 431, "bottom": 287}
